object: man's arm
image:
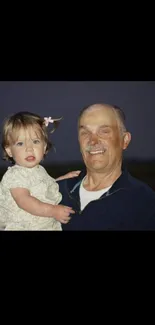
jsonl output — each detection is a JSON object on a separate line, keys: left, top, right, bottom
{"left": 56, "top": 170, "right": 80, "bottom": 181}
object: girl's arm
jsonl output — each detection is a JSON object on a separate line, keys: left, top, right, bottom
{"left": 10, "top": 187, "right": 74, "bottom": 222}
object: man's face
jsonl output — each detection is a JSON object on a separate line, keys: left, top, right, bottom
{"left": 78, "top": 106, "right": 131, "bottom": 173}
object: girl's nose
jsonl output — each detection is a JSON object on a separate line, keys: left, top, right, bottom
{"left": 25, "top": 142, "right": 34, "bottom": 151}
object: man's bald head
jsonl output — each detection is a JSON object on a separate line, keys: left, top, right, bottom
{"left": 78, "top": 103, "right": 127, "bottom": 134}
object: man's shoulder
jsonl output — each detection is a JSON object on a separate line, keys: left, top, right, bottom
{"left": 57, "top": 175, "right": 80, "bottom": 188}
{"left": 128, "top": 172, "right": 153, "bottom": 189}
{"left": 127, "top": 172, "right": 155, "bottom": 198}
{"left": 57, "top": 170, "right": 85, "bottom": 193}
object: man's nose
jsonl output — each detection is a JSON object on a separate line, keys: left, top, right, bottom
{"left": 89, "top": 133, "right": 99, "bottom": 145}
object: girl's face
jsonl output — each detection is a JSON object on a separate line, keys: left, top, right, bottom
{"left": 5, "top": 126, "right": 47, "bottom": 168}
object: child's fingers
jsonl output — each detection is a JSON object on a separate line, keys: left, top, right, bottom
{"left": 64, "top": 206, "right": 75, "bottom": 214}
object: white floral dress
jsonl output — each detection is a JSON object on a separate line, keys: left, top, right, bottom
{"left": 0, "top": 164, "right": 62, "bottom": 230}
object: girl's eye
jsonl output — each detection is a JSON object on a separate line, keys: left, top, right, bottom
{"left": 16, "top": 142, "right": 23, "bottom": 146}
{"left": 33, "top": 140, "right": 40, "bottom": 144}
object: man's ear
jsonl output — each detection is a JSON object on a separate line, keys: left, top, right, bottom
{"left": 5, "top": 146, "right": 13, "bottom": 157}
{"left": 122, "top": 132, "right": 131, "bottom": 150}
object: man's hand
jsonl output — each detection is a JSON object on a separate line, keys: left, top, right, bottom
{"left": 56, "top": 170, "right": 80, "bottom": 181}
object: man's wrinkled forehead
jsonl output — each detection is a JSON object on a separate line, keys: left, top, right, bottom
{"left": 79, "top": 105, "right": 118, "bottom": 127}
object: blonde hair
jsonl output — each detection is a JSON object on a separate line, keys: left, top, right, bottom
{"left": 1, "top": 111, "right": 62, "bottom": 162}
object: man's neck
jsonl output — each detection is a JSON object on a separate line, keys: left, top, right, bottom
{"left": 83, "top": 165, "right": 122, "bottom": 191}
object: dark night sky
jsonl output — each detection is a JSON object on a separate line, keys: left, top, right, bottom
{"left": 0, "top": 81, "right": 154, "bottom": 167}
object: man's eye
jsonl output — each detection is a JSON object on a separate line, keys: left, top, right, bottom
{"left": 99, "top": 129, "right": 110, "bottom": 134}
{"left": 80, "top": 131, "right": 88, "bottom": 136}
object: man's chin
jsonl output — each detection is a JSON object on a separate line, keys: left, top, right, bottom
{"left": 86, "top": 154, "right": 106, "bottom": 163}
{"left": 85, "top": 160, "right": 108, "bottom": 171}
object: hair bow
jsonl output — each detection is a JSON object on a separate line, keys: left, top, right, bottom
{"left": 44, "top": 117, "right": 54, "bottom": 126}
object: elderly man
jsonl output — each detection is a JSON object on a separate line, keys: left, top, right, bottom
{"left": 57, "top": 103, "right": 155, "bottom": 230}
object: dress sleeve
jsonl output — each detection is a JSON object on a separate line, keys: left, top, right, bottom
{"left": 1, "top": 167, "right": 30, "bottom": 190}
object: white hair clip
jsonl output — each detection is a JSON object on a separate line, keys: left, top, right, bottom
{"left": 44, "top": 117, "right": 54, "bottom": 126}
